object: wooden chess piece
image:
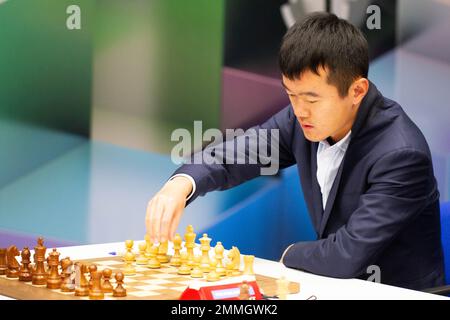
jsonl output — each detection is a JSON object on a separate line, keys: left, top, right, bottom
{"left": 170, "top": 233, "right": 182, "bottom": 267}
{"left": 239, "top": 281, "right": 251, "bottom": 300}
{"left": 157, "top": 240, "right": 170, "bottom": 263}
{"left": 18, "top": 247, "right": 32, "bottom": 281}
{"left": 0, "top": 248, "right": 7, "bottom": 275}
{"left": 227, "top": 246, "right": 241, "bottom": 276}
{"left": 243, "top": 255, "right": 255, "bottom": 275}
{"left": 88, "top": 264, "right": 97, "bottom": 289}
{"left": 47, "top": 249, "right": 62, "bottom": 289}
{"left": 136, "top": 242, "right": 148, "bottom": 265}
{"left": 124, "top": 240, "right": 136, "bottom": 261}
{"left": 147, "top": 245, "right": 161, "bottom": 269}
{"left": 123, "top": 250, "right": 136, "bottom": 275}
{"left": 184, "top": 225, "right": 196, "bottom": 268}
{"left": 199, "top": 233, "right": 211, "bottom": 273}
{"left": 32, "top": 237, "right": 47, "bottom": 285}
{"left": 177, "top": 251, "right": 191, "bottom": 275}
{"left": 60, "top": 257, "right": 75, "bottom": 292}
{"left": 206, "top": 259, "right": 219, "bottom": 282}
{"left": 214, "top": 242, "right": 226, "bottom": 277}
{"left": 74, "top": 263, "right": 89, "bottom": 297}
{"left": 144, "top": 234, "right": 153, "bottom": 259}
{"left": 6, "top": 245, "right": 20, "bottom": 278}
{"left": 190, "top": 266, "right": 203, "bottom": 278}
{"left": 89, "top": 269, "right": 104, "bottom": 300}
{"left": 101, "top": 268, "right": 114, "bottom": 293}
{"left": 112, "top": 272, "right": 127, "bottom": 297}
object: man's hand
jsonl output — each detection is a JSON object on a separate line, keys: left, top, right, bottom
{"left": 145, "top": 176, "right": 193, "bottom": 243}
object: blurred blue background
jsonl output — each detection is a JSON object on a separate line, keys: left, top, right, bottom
{"left": 0, "top": 0, "right": 449, "bottom": 261}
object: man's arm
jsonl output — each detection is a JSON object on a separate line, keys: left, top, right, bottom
{"left": 173, "top": 105, "right": 298, "bottom": 205}
{"left": 282, "top": 148, "right": 435, "bottom": 278}
{"left": 146, "top": 106, "right": 298, "bottom": 242}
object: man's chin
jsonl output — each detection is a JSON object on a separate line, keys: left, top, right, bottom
{"left": 303, "top": 133, "right": 324, "bottom": 142}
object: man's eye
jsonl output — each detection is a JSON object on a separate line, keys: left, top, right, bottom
{"left": 308, "top": 100, "right": 318, "bottom": 104}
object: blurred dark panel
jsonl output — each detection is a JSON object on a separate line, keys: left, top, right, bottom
{"left": 224, "top": 0, "right": 397, "bottom": 78}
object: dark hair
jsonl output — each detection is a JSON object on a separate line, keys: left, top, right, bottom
{"left": 279, "top": 12, "right": 369, "bottom": 97}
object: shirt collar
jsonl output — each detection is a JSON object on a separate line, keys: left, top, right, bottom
{"left": 319, "top": 130, "right": 352, "bottom": 151}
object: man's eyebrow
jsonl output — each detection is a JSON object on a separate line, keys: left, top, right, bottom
{"left": 281, "top": 81, "right": 321, "bottom": 97}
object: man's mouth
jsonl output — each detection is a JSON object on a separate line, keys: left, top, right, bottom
{"left": 300, "top": 122, "right": 314, "bottom": 129}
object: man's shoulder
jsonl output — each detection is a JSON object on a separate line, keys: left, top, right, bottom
{"left": 364, "top": 94, "right": 431, "bottom": 158}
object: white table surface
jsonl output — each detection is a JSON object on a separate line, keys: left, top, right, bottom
{"left": 1, "top": 241, "right": 447, "bottom": 300}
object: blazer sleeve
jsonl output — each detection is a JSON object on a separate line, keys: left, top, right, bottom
{"left": 282, "top": 148, "right": 436, "bottom": 278}
{"left": 171, "top": 106, "right": 297, "bottom": 205}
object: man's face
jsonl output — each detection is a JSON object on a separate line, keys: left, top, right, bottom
{"left": 282, "top": 67, "right": 360, "bottom": 143}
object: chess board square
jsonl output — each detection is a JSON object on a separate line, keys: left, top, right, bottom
{"left": 95, "top": 260, "right": 123, "bottom": 266}
{"left": 128, "top": 275, "right": 149, "bottom": 281}
{"left": 135, "top": 267, "right": 148, "bottom": 272}
{"left": 133, "top": 284, "right": 166, "bottom": 291}
{"left": 157, "top": 289, "right": 184, "bottom": 296}
{"left": 175, "top": 280, "right": 193, "bottom": 285}
{"left": 169, "top": 277, "right": 192, "bottom": 282}
{"left": 163, "top": 282, "right": 188, "bottom": 288}
{"left": 149, "top": 273, "right": 181, "bottom": 279}
{"left": 126, "top": 273, "right": 144, "bottom": 278}
{"left": 128, "top": 290, "right": 160, "bottom": 297}
{"left": 171, "top": 286, "right": 188, "bottom": 292}
{"left": 140, "top": 279, "right": 171, "bottom": 285}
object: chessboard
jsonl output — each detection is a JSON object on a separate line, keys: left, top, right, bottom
{"left": 0, "top": 255, "right": 300, "bottom": 300}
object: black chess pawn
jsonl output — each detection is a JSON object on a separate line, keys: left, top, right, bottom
{"left": 18, "top": 247, "right": 32, "bottom": 282}
{"left": 112, "top": 272, "right": 127, "bottom": 297}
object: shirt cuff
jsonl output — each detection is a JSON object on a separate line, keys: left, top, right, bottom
{"left": 168, "top": 174, "right": 196, "bottom": 201}
{"left": 280, "top": 243, "right": 295, "bottom": 263}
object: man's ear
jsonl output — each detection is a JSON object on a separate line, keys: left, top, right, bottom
{"left": 350, "top": 78, "right": 369, "bottom": 105}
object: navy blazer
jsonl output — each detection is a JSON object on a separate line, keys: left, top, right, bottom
{"left": 173, "top": 82, "right": 445, "bottom": 290}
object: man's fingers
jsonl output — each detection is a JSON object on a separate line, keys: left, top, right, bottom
{"left": 169, "top": 207, "right": 183, "bottom": 241}
{"left": 146, "top": 200, "right": 155, "bottom": 240}
{"left": 160, "top": 201, "right": 176, "bottom": 243}
{"left": 152, "top": 198, "right": 164, "bottom": 243}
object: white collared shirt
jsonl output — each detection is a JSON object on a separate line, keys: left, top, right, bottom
{"left": 316, "top": 130, "right": 352, "bottom": 210}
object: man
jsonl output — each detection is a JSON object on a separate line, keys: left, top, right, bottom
{"left": 145, "top": 12, "right": 445, "bottom": 290}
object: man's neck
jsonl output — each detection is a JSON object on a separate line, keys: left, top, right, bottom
{"left": 330, "top": 103, "right": 361, "bottom": 143}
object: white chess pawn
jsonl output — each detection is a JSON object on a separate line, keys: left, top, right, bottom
{"left": 136, "top": 242, "right": 148, "bottom": 265}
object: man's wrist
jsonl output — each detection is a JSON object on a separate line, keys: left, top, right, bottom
{"left": 168, "top": 174, "right": 196, "bottom": 200}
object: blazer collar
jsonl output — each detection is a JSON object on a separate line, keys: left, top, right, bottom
{"left": 317, "top": 80, "right": 382, "bottom": 237}
{"left": 348, "top": 81, "right": 382, "bottom": 140}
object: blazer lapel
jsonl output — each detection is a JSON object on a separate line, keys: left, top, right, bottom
{"left": 310, "top": 142, "right": 324, "bottom": 229}
{"left": 318, "top": 152, "right": 347, "bottom": 238}
{"left": 316, "top": 81, "right": 381, "bottom": 238}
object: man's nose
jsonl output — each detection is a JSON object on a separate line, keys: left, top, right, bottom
{"left": 292, "top": 103, "right": 310, "bottom": 118}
